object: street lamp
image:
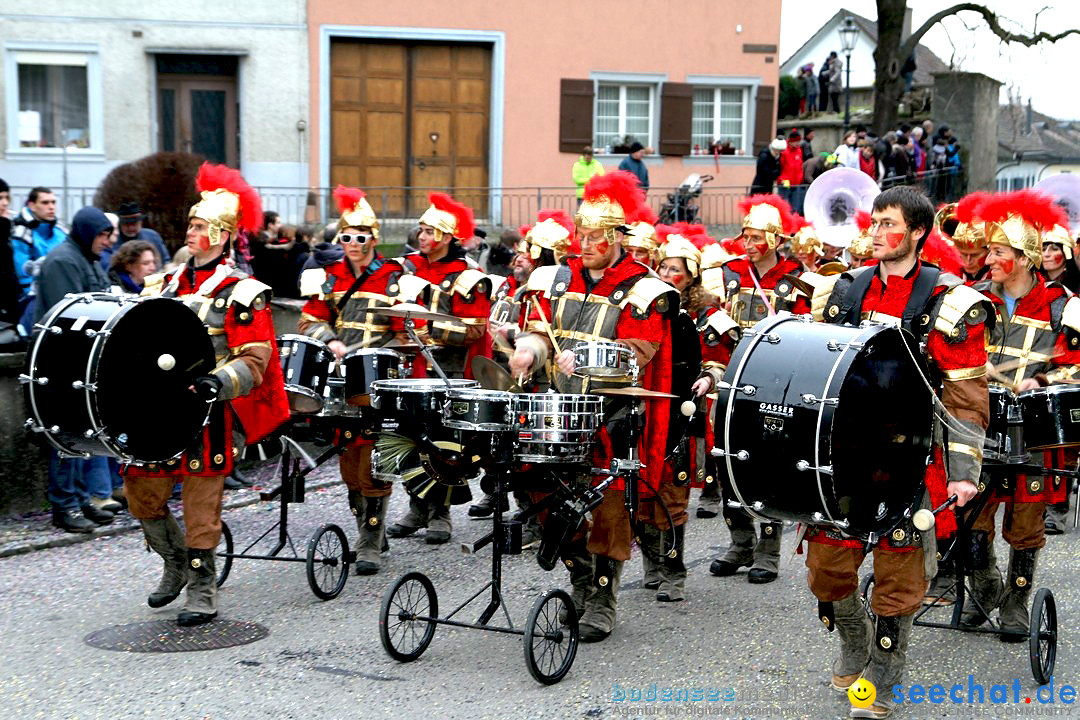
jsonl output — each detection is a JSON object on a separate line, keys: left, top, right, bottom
{"left": 838, "top": 16, "right": 858, "bottom": 132}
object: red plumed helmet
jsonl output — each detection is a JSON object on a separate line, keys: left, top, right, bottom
{"left": 955, "top": 192, "right": 991, "bottom": 224}
{"left": 537, "top": 209, "right": 575, "bottom": 237}
{"left": 976, "top": 189, "right": 1067, "bottom": 231}
{"left": 789, "top": 214, "right": 814, "bottom": 234}
{"left": 424, "top": 191, "right": 476, "bottom": 240}
{"left": 655, "top": 224, "right": 679, "bottom": 244}
{"left": 721, "top": 235, "right": 746, "bottom": 256}
{"left": 854, "top": 210, "right": 872, "bottom": 233}
{"left": 625, "top": 203, "right": 659, "bottom": 227}
{"left": 194, "top": 162, "right": 263, "bottom": 234}
{"left": 333, "top": 185, "right": 366, "bottom": 215}
{"left": 579, "top": 170, "right": 646, "bottom": 225}
{"left": 920, "top": 229, "right": 964, "bottom": 276}
{"left": 518, "top": 224, "right": 532, "bottom": 238}
{"left": 738, "top": 193, "right": 795, "bottom": 235}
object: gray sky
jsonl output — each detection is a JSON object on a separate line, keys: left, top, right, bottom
{"left": 780, "top": 1, "right": 1080, "bottom": 120}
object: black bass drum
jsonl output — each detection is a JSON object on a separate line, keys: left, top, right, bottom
{"left": 24, "top": 293, "right": 215, "bottom": 463}
{"left": 714, "top": 313, "right": 933, "bottom": 540}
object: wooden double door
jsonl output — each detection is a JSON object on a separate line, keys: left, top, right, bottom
{"left": 330, "top": 40, "right": 491, "bottom": 218}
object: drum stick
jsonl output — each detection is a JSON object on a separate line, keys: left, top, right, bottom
{"left": 532, "top": 300, "right": 562, "bottom": 356}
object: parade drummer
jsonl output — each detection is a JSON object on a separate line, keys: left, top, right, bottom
{"left": 938, "top": 193, "right": 991, "bottom": 284}
{"left": 385, "top": 192, "right": 491, "bottom": 545}
{"left": 962, "top": 190, "right": 1079, "bottom": 636}
{"left": 622, "top": 204, "right": 660, "bottom": 268}
{"left": 637, "top": 223, "right": 737, "bottom": 603}
{"left": 507, "top": 171, "right": 677, "bottom": 643}
{"left": 808, "top": 185, "right": 990, "bottom": 720}
{"left": 126, "top": 164, "right": 290, "bottom": 626}
{"left": 789, "top": 216, "right": 823, "bottom": 272}
{"left": 709, "top": 194, "right": 807, "bottom": 585}
{"left": 846, "top": 210, "right": 874, "bottom": 269}
{"left": 297, "top": 185, "right": 414, "bottom": 575}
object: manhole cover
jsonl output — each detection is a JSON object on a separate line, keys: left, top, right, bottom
{"left": 84, "top": 619, "right": 269, "bottom": 653}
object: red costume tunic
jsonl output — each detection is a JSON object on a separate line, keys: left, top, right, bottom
{"left": 298, "top": 254, "right": 409, "bottom": 347}
{"left": 719, "top": 255, "right": 811, "bottom": 327}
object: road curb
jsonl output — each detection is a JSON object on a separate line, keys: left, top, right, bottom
{"left": 0, "top": 478, "right": 344, "bottom": 559}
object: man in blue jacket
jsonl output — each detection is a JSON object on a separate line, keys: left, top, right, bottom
{"left": 618, "top": 142, "right": 649, "bottom": 191}
{"left": 10, "top": 187, "right": 67, "bottom": 319}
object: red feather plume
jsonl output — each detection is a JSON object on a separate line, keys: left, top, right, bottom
{"left": 518, "top": 224, "right": 532, "bottom": 238}
{"left": 920, "top": 229, "right": 964, "bottom": 276}
{"left": 625, "top": 203, "right": 659, "bottom": 226}
{"left": 333, "top": 185, "right": 366, "bottom": 215}
{"left": 582, "top": 170, "right": 646, "bottom": 217}
{"left": 789, "top": 214, "right": 813, "bottom": 234}
{"left": 655, "top": 224, "right": 679, "bottom": 245}
{"left": 428, "top": 192, "right": 476, "bottom": 240}
{"left": 854, "top": 210, "right": 872, "bottom": 232}
{"left": 195, "top": 162, "right": 263, "bottom": 233}
{"left": 721, "top": 235, "right": 746, "bottom": 256}
{"left": 737, "top": 193, "right": 795, "bottom": 234}
{"left": 537, "top": 209, "right": 575, "bottom": 237}
{"left": 955, "top": 192, "right": 991, "bottom": 224}
{"left": 976, "top": 189, "right": 1067, "bottom": 232}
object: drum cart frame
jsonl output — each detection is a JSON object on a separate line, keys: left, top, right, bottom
{"left": 215, "top": 437, "right": 354, "bottom": 600}
{"left": 861, "top": 464, "right": 1070, "bottom": 685}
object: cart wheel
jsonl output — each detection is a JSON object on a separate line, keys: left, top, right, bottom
{"left": 380, "top": 571, "right": 438, "bottom": 662}
{"left": 859, "top": 573, "right": 876, "bottom": 622}
{"left": 216, "top": 521, "right": 233, "bottom": 588}
{"left": 523, "top": 589, "right": 579, "bottom": 685}
{"left": 1029, "top": 588, "right": 1057, "bottom": 686}
{"left": 305, "top": 524, "right": 349, "bottom": 600}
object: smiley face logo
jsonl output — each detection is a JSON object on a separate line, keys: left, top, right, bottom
{"left": 848, "top": 678, "right": 876, "bottom": 708}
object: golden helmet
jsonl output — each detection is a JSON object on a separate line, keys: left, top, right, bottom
{"left": 1044, "top": 223, "right": 1075, "bottom": 261}
{"left": 789, "top": 219, "right": 823, "bottom": 256}
{"left": 575, "top": 171, "right": 645, "bottom": 233}
{"left": 657, "top": 224, "right": 707, "bottom": 277}
{"left": 978, "top": 190, "right": 1069, "bottom": 270}
{"left": 419, "top": 192, "right": 475, "bottom": 240}
{"left": 738, "top": 194, "right": 792, "bottom": 251}
{"left": 525, "top": 210, "right": 574, "bottom": 259}
{"left": 333, "top": 185, "right": 380, "bottom": 238}
{"left": 188, "top": 163, "right": 262, "bottom": 248}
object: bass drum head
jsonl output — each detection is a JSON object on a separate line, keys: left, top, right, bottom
{"left": 95, "top": 298, "right": 215, "bottom": 462}
{"left": 830, "top": 327, "right": 932, "bottom": 537}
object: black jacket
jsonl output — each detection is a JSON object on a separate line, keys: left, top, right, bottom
{"left": 35, "top": 208, "right": 112, "bottom": 321}
{"left": 750, "top": 148, "right": 781, "bottom": 194}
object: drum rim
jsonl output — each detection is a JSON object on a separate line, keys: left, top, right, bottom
{"left": 342, "top": 347, "right": 404, "bottom": 360}
{"left": 26, "top": 293, "right": 90, "bottom": 456}
{"left": 370, "top": 378, "right": 478, "bottom": 392}
{"left": 1018, "top": 384, "right": 1080, "bottom": 399}
{"left": 447, "top": 388, "right": 513, "bottom": 401}
{"left": 278, "top": 333, "right": 328, "bottom": 347}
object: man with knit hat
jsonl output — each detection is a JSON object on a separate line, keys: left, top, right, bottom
{"left": 127, "top": 164, "right": 290, "bottom": 626}
{"left": 298, "top": 185, "right": 414, "bottom": 573}
{"left": 508, "top": 171, "right": 677, "bottom": 642}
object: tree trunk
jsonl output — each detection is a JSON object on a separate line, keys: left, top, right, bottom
{"left": 872, "top": 0, "right": 908, "bottom": 136}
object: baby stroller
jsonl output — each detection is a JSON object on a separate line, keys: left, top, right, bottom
{"left": 659, "top": 173, "right": 712, "bottom": 224}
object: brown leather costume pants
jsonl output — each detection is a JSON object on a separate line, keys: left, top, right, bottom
{"left": 125, "top": 475, "right": 225, "bottom": 550}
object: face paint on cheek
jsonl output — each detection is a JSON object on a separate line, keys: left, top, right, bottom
{"left": 593, "top": 239, "right": 610, "bottom": 255}
{"left": 754, "top": 240, "right": 769, "bottom": 255}
{"left": 884, "top": 231, "right": 906, "bottom": 250}
{"left": 197, "top": 235, "right": 211, "bottom": 251}
{"left": 670, "top": 273, "right": 685, "bottom": 286}
{"left": 999, "top": 258, "right": 1014, "bottom": 275}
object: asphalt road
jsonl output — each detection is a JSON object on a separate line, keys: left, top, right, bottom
{"left": 1, "top": 473, "right": 1076, "bottom": 720}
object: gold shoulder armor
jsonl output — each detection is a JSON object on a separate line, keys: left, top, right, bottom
{"left": 452, "top": 268, "right": 489, "bottom": 297}
{"left": 298, "top": 268, "right": 327, "bottom": 298}
{"left": 395, "top": 274, "right": 431, "bottom": 302}
{"left": 701, "top": 267, "right": 726, "bottom": 302}
{"left": 525, "top": 265, "right": 560, "bottom": 294}
{"left": 1062, "top": 295, "right": 1080, "bottom": 334}
{"left": 624, "top": 276, "right": 676, "bottom": 313}
{"left": 934, "top": 284, "right": 991, "bottom": 337}
{"left": 229, "top": 277, "right": 273, "bottom": 308}
{"left": 141, "top": 272, "right": 167, "bottom": 297}
{"left": 705, "top": 309, "right": 739, "bottom": 336}
{"left": 810, "top": 274, "right": 843, "bottom": 322}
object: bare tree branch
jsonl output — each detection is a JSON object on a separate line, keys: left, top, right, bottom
{"left": 900, "top": 3, "right": 1080, "bottom": 59}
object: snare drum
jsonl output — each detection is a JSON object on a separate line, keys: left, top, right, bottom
{"left": 340, "top": 348, "right": 404, "bottom": 405}
{"left": 1018, "top": 385, "right": 1080, "bottom": 450}
{"left": 715, "top": 314, "right": 933, "bottom": 540}
{"left": 984, "top": 386, "right": 1024, "bottom": 463}
{"left": 24, "top": 293, "right": 215, "bottom": 462}
{"left": 278, "top": 334, "right": 331, "bottom": 414}
{"left": 512, "top": 393, "right": 603, "bottom": 463}
{"left": 370, "top": 378, "right": 478, "bottom": 432}
{"left": 444, "top": 388, "right": 513, "bottom": 431}
{"left": 573, "top": 341, "right": 632, "bottom": 378}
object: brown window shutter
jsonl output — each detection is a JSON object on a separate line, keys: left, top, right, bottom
{"left": 659, "top": 82, "right": 693, "bottom": 156}
{"left": 752, "top": 85, "right": 776, "bottom": 154}
{"left": 559, "top": 79, "right": 594, "bottom": 153}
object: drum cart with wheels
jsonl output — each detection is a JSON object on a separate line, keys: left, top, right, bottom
{"left": 861, "top": 465, "right": 1069, "bottom": 685}
{"left": 216, "top": 432, "right": 353, "bottom": 601}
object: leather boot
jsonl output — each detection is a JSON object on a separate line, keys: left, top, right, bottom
{"left": 637, "top": 524, "right": 662, "bottom": 590}
{"left": 828, "top": 591, "right": 872, "bottom": 691}
{"left": 960, "top": 530, "right": 1002, "bottom": 628}
{"left": 351, "top": 492, "right": 387, "bottom": 575}
{"left": 579, "top": 555, "right": 623, "bottom": 643}
{"left": 52, "top": 507, "right": 95, "bottom": 534}
{"left": 514, "top": 490, "right": 542, "bottom": 549}
{"left": 748, "top": 522, "right": 782, "bottom": 583}
{"left": 923, "top": 550, "right": 956, "bottom": 606}
{"left": 141, "top": 515, "right": 188, "bottom": 608}
{"left": 999, "top": 547, "right": 1038, "bottom": 642}
{"left": 856, "top": 614, "right": 914, "bottom": 718}
{"left": 656, "top": 524, "right": 686, "bottom": 602}
{"left": 177, "top": 548, "right": 218, "bottom": 627}
{"left": 468, "top": 491, "right": 508, "bottom": 518}
{"left": 559, "top": 540, "right": 593, "bottom": 623}
{"left": 1045, "top": 501, "right": 1068, "bottom": 535}
{"left": 386, "top": 495, "right": 429, "bottom": 538}
{"left": 425, "top": 502, "right": 452, "bottom": 544}
{"left": 697, "top": 473, "right": 721, "bottom": 518}
{"left": 709, "top": 510, "right": 756, "bottom": 576}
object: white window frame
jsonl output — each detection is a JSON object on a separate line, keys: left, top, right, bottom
{"left": 590, "top": 72, "right": 665, "bottom": 157}
{"left": 685, "top": 75, "right": 760, "bottom": 158}
{"left": 4, "top": 42, "right": 104, "bottom": 157}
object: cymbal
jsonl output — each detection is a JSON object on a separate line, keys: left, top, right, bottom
{"left": 357, "top": 303, "right": 458, "bottom": 324}
{"left": 594, "top": 386, "right": 677, "bottom": 399}
{"left": 382, "top": 342, "right": 422, "bottom": 353}
{"left": 471, "top": 356, "right": 513, "bottom": 391}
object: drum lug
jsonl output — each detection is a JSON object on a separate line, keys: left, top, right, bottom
{"left": 796, "top": 460, "right": 833, "bottom": 475}
{"left": 33, "top": 323, "right": 62, "bottom": 335}
{"left": 19, "top": 374, "right": 48, "bottom": 386}
{"left": 71, "top": 381, "right": 98, "bottom": 391}
{"left": 801, "top": 393, "right": 838, "bottom": 406}
{"left": 83, "top": 328, "right": 110, "bottom": 338}
{"left": 715, "top": 381, "right": 756, "bottom": 396}
{"left": 83, "top": 428, "right": 105, "bottom": 439}
{"left": 761, "top": 333, "right": 782, "bottom": 344}
{"left": 711, "top": 447, "right": 749, "bottom": 461}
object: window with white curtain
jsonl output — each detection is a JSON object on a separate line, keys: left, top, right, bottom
{"left": 594, "top": 83, "right": 654, "bottom": 153}
{"left": 691, "top": 86, "right": 748, "bottom": 152}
